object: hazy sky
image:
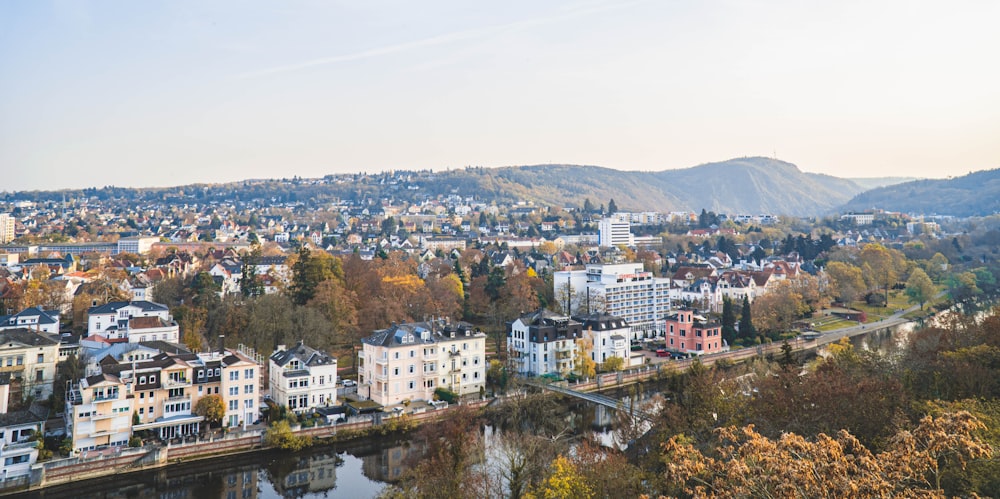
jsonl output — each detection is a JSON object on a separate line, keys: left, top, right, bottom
{"left": 2, "top": 1, "right": 999, "bottom": 191}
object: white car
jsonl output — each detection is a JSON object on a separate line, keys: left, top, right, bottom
{"left": 342, "top": 379, "right": 356, "bottom": 387}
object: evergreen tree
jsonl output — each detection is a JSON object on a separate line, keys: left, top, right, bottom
{"left": 739, "top": 295, "right": 756, "bottom": 340}
{"left": 239, "top": 243, "right": 264, "bottom": 298}
{"left": 608, "top": 198, "right": 618, "bottom": 215}
{"left": 721, "top": 296, "right": 737, "bottom": 344}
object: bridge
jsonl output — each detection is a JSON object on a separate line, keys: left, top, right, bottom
{"left": 524, "top": 379, "right": 658, "bottom": 422}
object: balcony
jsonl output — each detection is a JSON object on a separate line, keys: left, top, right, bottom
{"left": 162, "top": 378, "right": 191, "bottom": 389}
{"left": 92, "top": 393, "right": 120, "bottom": 402}
{"left": 166, "top": 394, "right": 191, "bottom": 402}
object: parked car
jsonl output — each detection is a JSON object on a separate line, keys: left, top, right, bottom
{"left": 655, "top": 349, "right": 669, "bottom": 357}
{"left": 342, "top": 379, "right": 357, "bottom": 387}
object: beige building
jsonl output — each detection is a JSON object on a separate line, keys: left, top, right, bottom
{"left": 359, "top": 320, "right": 486, "bottom": 407}
{"left": 67, "top": 347, "right": 260, "bottom": 452}
{"left": 0, "top": 328, "right": 61, "bottom": 404}
{"left": 0, "top": 214, "right": 14, "bottom": 244}
{"left": 268, "top": 342, "right": 338, "bottom": 414}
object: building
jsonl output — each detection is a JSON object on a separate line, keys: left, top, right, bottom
{"left": 0, "top": 329, "right": 61, "bottom": 403}
{"left": 359, "top": 320, "right": 486, "bottom": 407}
{"left": 87, "top": 300, "right": 179, "bottom": 344}
{"left": 841, "top": 212, "right": 875, "bottom": 225}
{"left": 507, "top": 309, "right": 584, "bottom": 376}
{"left": 66, "top": 346, "right": 261, "bottom": 452}
{"left": 0, "top": 403, "right": 48, "bottom": 480}
{"left": 0, "top": 214, "right": 14, "bottom": 245}
{"left": 0, "top": 307, "right": 60, "bottom": 335}
{"left": 554, "top": 263, "right": 673, "bottom": 338}
{"left": 574, "top": 313, "right": 637, "bottom": 368}
{"left": 116, "top": 237, "right": 160, "bottom": 255}
{"left": 598, "top": 215, "right": 632, "bottom": 248}
{"left": 269, "top": 342, "right": 338, "bottom": 414}
{"left": 663, "top": 308, "right": 727, "bottom": 355}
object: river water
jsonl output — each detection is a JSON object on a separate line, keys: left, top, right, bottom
{"left": 19, "top": 395, "right": 628, "bottom": 499}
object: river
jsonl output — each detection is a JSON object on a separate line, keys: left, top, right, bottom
{"left": 18, "top": 394, "right": 633, "bottom": 499}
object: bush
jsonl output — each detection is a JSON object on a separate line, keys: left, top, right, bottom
{"left": 128, "top": 435, "right": 142, "bottom": 447}
{"left": 434, "top": 387, "right": 458, "bottom": 404}
{"left": 265, "top": 420, "right": 312, "bottom": 451}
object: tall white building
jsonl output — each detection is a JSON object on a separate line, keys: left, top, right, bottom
{"left": 0, "top": 213, "right": 14, "bottom": 244}
{"left": 598, "top": 215, "right": 632, "bottom": 248}
{"left": 359, "top": 320, "right": 486, "bottom": 406}
{"left": 554, "top": 262, "right": 673, "bottom": 338}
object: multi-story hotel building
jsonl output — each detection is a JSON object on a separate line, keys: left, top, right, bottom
{"left": 359, "top": 320, "right": 486, "bottom": 406}
{"left": 554, "top": 263, "right": 673, "bottom": 338}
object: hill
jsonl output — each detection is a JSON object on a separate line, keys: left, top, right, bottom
{"left": 839, "top": 168, "right": 1000, "bottom": 217}
{"left": 4, "top": 157, "right": 869, "bottom": 217}
{"left": 847, "top": 177, "right": 918, "bottom": 190}
{"left": 428, "top": 157, "right": 865, "bottom": 216}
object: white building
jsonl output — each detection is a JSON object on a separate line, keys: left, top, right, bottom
{"left": 269, "top": 342, "right": 338, "bottom": 414}
{"left": 575, "top": 313, "right": 637, "bottom": 368}
{"left": 116, "top": 237, "right": 160, "bottom": 255}
{"left": 554, "top": 263, "right": 673, "bottom": 338}
{"left": 507, "top": 309, "right": 584, "bottom": 376}
{"left": 0, "top": 307, "right": 60, "bottom": 335}
{"left": 359, "top": 320, "right": 486, "bottom": 407}
{"left": 0, "top": 404, "right": 47, "bottom": 480}
{"left": 0, "top": 329, "right": 61, "bottom": 402}
{"left": 86, "top": 300, "right": 179, "bottom": 344}
{"left": 0, "top": 214, "right": 14, "bottom": 245}
{"left": 598, "top": 215, "right": 632, "bottom": 248}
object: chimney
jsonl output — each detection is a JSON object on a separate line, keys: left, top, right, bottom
{"left": 218, "top": 335, "right": 225, "bottom": 355}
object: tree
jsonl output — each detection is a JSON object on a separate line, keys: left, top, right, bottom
{"left": 265, "top": 420, "right": 311, "bottom": 451}
{"left": 607, "top": 199, "right": 618, "bottom": 215}
{"left": 720, "top": 296, "right": 737, "bottom": 344}
{"left": 826, "top": 261, "right": 867, "bottom": 304}
{"left": 526, "top": 455, "right": 592, "bottom": 499}
{"left": 905, "top": 267, "right": 936, "bottom": 310}
{"left": 239, "top": 243, "right": 265, "bottom": 298}
{"left": 194, "top": 394, "right": 225, "bottom": 428}
{"left": 289, "top": 246, "right": 343, "bottom": 306}
{"left": 738, "top": 295, "right": 756, "bottom": 340}
{"left": 603, "top": 356, "right": 624, "bottom": 372}
{"left": 574, "top": 338, "right": 596, "bottom": 379}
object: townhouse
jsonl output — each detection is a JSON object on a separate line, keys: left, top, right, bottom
{"left": 0, "top": 328, "right": 60, "bottom": 403}
{"left": 87, "top": 300, "right": 179, "bottom": 344}
{"left": 507, "top": 309, "right": 584, "bottom": 376}
{"left": 663, "top": 307, "right": 726, "bottom": 355}
{"left": 268, "top": 342, "right": 338, "bottom": 414}
{"left": 359, "top": 320, "right": 486, "bottom": 406}
{"left": 66, "top": 346, "right": 260, "bottom": 452}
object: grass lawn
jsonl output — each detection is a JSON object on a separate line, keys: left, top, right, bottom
{"left": 814, "top": 318, "right": 855, "bottom": 332}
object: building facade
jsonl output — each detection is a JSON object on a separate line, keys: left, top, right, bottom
{"left": 598, "top": 216, "right": 632, "bottom": 248}
{"left": 269, "top": 342, "right": 338, "bottom": 414}
{"left": 86, "top": 300, "right": 179, "bottom": 344}
{"left": 554, "top": 263, "right": 673, "bottom": 338}
{"left": 507, "top": 309, "right": 584, "bottom": 376}
{"left": 359, "top": 320, "right": 486, "bottom": 407}
{"left": 663, "top": 308, "right": 727, "bottom": 355}
{"left": 0, "top": 329, "right": 60, "bottom": 403}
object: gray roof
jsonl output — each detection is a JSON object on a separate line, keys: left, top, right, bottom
{"left": 270, "top": 341, "right": 336, "bottom": 368}
{"left": 0, "top": 403, "right": 48, "bottom": 428}
{"left": 363, "top": 320, "right": 481, "bottom": 348}
{"left": 88, "top": 300, "right": 169, "bottom": 315}
{"left": 0, "top": 306, "right": 59, "bottom": 328}
{"left": 574, "top": 313, "right": 629, "bottom": 331}
{"left": 0, "top": 328, "right": 61, "bottom": 348}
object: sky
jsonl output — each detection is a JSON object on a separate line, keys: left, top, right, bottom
{"left": 2, "top": 0, "right": 999, "bottom": 192}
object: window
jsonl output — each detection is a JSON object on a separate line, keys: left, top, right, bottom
{"left": 394, "top": 352, "right": 399, "bottom": 360}
{"left": 139, "top": 376, "right": 146, "bottom": 384}
{"left": 229, "top": 400, "right": 238, "bottom": 410}
{"left": 215, "top": 368, "right": 220, "bottom": 377}
{"left": 149, "top": 375, "right": 156, "bottom": 383}
{"left": 244, "top": 399, "right": 253, "bottom": 409}
{"left": 37, "top": 353, "right": 44, "bottom": 363}
{"left": 229, "top": 371, "right": 239, "bottom": 381}
{"left": 139, "top": 407, "right": 144, "bottom": 414}
{"left": 408, "top": 381, "right": 415, "bottom": 390}
{"left": 408, "top": 365, "right": 414, "bottom": 374}
{"left": 36, "top": 369, "right": 43, "bottom": 382}
{"left": 409, "top": 350, "right": 415, "bottom": 358}
{"left": 229, "top": 387, "right": 238, "bottom": 396}
{"left": 244, "top": 368, "right": 254, "bottom": 379}
{"left": 244, "top": 384, "right": 253, "bottom": 394}
{"left": 393, "top": 367, "right": 399, "bottom": 376}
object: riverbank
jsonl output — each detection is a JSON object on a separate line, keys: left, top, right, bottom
{"left": 2, "top": 399, "right": 489, "bottom": 496}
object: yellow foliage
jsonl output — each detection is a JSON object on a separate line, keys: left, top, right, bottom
{"left": 526, "top": 455, "right": 593, "bottom": 499}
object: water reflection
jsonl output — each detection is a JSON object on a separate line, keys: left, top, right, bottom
{"left": 25, "top": 386, "right": 657, "bottom": 499}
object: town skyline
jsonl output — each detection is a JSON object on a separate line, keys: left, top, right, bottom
{"left": 3, "top": 0, "right": 999, "bottom": 191}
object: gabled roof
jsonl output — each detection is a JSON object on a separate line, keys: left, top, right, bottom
{"left": 270, "top": 341, "right": 336, "bottom": 368}
{"left": 0, "top": 306, "right": 59, "bottom": 327}
{"left": 88, "top": 300, "right": 168, "bottom": 315}
{"left": 574, "top": 313, "right": 629, "bottom": 331}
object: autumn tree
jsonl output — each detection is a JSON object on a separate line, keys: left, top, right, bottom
{"left": 826, "top": 261, "right": 867, "bottom": 304}
{"left": 574, "top": 337, "right": 596, "bottom": 379}
{"left": 525, "top": 455, "right": 592, "bottom": 499}
{"left": 905, "top": 267, "right": 936, "bottom": 310}
{"left": 194, "top": 394, "right": 225, "bottom": 428}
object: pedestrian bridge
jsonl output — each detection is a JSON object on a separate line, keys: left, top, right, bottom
{"left": 524, "top": 379, "right": 658, "bottom": 422}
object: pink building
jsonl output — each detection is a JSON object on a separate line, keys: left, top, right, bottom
{"left": 663, "top": 308, "right": 726, "bottom": 355}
